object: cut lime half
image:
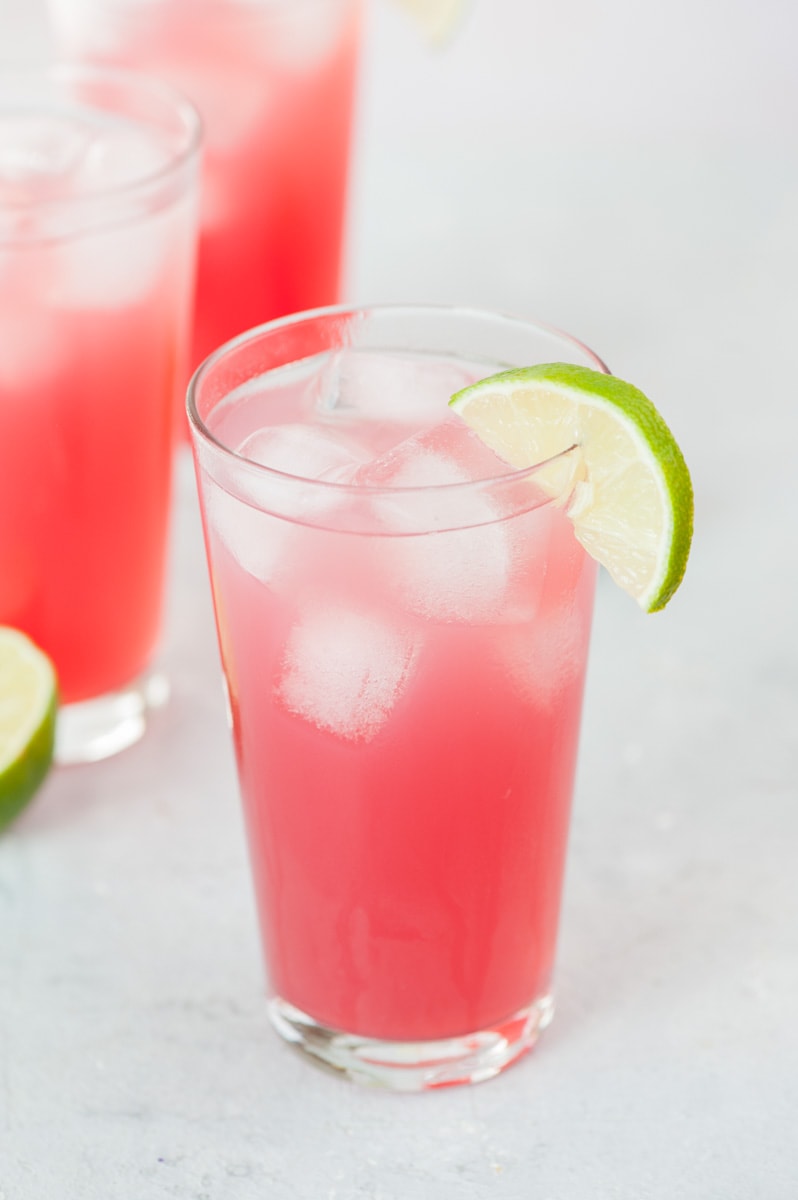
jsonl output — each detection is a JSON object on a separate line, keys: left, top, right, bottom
{"left": 450, "top": 363, "right": 693, "bottom": 612}
{"left": 0, "top": 627, "right": 57, "bottom": 832}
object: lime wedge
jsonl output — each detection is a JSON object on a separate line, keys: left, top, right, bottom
{"left": 392, "top": 0, "right": 467, "bottom": 44}
{"left": 450, "top": 363, "right": 693, "bottom": 612}
{"left": 0, "top": 627, "right": 57, "bottom": 832}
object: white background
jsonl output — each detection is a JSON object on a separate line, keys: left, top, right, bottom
{"left": 1, "top": 2, "right": 797, "bottom": 1198}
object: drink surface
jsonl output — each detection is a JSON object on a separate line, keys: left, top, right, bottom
{"left": 51, "top": 0, "right": 362, "bottom": 372}
{"left": 200, "top": 348, "right": 596, "bottom": 1041}
{"left": 0, "top": 100, "right": 196, "bottom": 702}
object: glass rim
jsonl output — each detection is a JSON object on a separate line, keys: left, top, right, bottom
{"left": 187, "top": 301, "right": 611, "bottom": 503}
{"left": 0, "top": 62, "right": 202, "bottom": 235}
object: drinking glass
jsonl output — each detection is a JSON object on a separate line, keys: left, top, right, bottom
{"left": 49, "top": 0, "right": 364, "bottom": 376}
{"left": 0, "top": 66, "right": 200, "bottom": 762}
{"left": 188, "top": 304, "right": 606, "bottom": 1089}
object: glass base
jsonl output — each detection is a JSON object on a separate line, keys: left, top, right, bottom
{"left": 267, "top": 994, "right": 554, "bottom": 1091}
{"left": 55, "top": 672, "right": 170, "bottom": 765}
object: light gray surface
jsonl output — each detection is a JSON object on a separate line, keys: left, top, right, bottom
{"left": 2, "top": 2, "right": 797, "bottom": 1196}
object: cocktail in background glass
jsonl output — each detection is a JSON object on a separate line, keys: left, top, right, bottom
{"left": 49, "top": 0, "right": 364, "bottom": 378}
{"left": 188, "top": 304, "right": 604, "bottom": 1089}
{"left": 0, "top": 66, "right": 200, "bottom": 762}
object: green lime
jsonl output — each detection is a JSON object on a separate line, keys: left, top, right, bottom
{"left": 450, "top": 363, "right": 693, "bottom": 612}
{"left": 0, "top": 627, "right": 57, "bottom": 832}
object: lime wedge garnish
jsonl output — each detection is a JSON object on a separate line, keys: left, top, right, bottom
{"left": 0, "top": 627, "right": 57, "bottom": 832}
{"left": 450, "top": 363, "right": 693, "bottom": 613}
{"left": 392, "top": 0, "right": 468, "bottom": 44}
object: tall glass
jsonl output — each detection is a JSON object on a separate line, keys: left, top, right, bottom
{"left": 0, "top": 66, "right": 200, "bottom": 763}
{"left": 188, "top": 304, "right": 605, "bottom": 1089}
{"left": 49, "top": 0, "right": 364, "bottom": 376}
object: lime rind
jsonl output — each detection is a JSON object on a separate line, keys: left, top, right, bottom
{"left": 0, "top": 628, "right": 58, "bottom": 833}
{"left": 0, "top": 691, "right": 57, "bottom": 833}
{"left": 450, "top": 363, "right": 693, "bottom": 613}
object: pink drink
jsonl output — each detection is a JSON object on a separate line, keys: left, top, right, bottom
{"left": 0, "top": 68, "right": 199, "bottom": 759}
{"left": 189, "top": 307, "right": 602, "bottom": 1088}
{"left": 50, "top": 0, "right": 363, "bottom": 373}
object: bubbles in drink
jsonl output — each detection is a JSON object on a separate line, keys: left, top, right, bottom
{"left": 275, "top": 604, "right": 421, "bottom": 741}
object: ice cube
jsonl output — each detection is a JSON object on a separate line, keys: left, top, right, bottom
{"left": 49, "top": 193, "right": 188, "bottom": 310}
{"left": 74, "top": 121, "right": 173, "bottom": 193}
{"left": 396, "top": 512, "right": 512, "bottom": 623}
{"left": 496, "top": 608, "right": 588, "bottom": 709}
{"left": 358, "top": 415, "right": 510, "bottom": 488}
{"left": 204, "top": 425, "right": 370, "bottom": 583}
{"left": 50, "top": 218, "right": 162, "bottom": 309}
{"left": 276, "top": 605, "right": 420, "bottom": 741}
{"left": 239, "top": 422, "right": 368, "bottom": 478}
{"left": 37, "top": 111, "right": 192, "bottom": 309}
{"left": 355, "top": 418, "right": 516, "bottom": 623}
{"left": 0, "top": 112, "right": 93, "bottom": 203}
{"left": 320, "top": 350, "right": 478, "bottom": 428}
{"left": 205, "top": 485, "right": 289, "bottom": 587}
{"left": 237, "top": 422, "right": 371, "bottom": 510}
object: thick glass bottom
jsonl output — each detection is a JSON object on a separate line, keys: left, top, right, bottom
{"left": 267, "top": 994, "right": 554, "bottom": 1091}
{"left": 54, "top": 671, "right": 170, "bottom": 764}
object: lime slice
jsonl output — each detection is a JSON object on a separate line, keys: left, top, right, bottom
{"left": 0, "top": 627, "right": 57, "bottom": 832}
{"left": 450, "top": 363, "right": 693, "bottom": 612}
{"left": 392, "top": 0, "right": 467, "bottom": 44}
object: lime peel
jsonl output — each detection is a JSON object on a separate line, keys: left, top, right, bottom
{"left": 449, "top": 363, "right": 693, "bottom": 613}
{"left": 0, "top": 627, "right": 58, "bottom": 832}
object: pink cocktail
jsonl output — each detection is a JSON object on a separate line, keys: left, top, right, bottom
{"left": 0, "top": 67, "right": 200, "bottom": 761}
{"left": 189, "top": 305, "right": 603, "bottom": 1089}
{"left": 50, "top": 0, "right": 363, "bottom": 374}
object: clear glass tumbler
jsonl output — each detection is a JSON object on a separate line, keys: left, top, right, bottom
{"left": 188, "top": 304, "right": 606, "bottom": 1089}
{"left": 49, "top": 0, "right": 364, "bottom": 377}
{"left": 0, "top": 66, "right": 200, "bottom": 763}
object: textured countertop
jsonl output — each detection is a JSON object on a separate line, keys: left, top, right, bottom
{"left": 2, "top": 1, "right": 797, "bottom": 1196}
